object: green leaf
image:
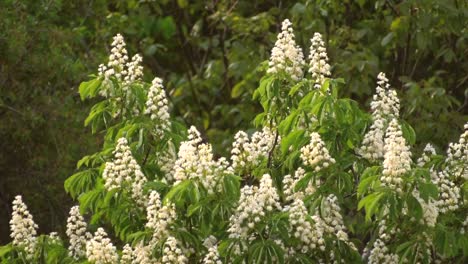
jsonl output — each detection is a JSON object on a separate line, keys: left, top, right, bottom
{"left": 358, "top": 192, "right": 385, "bottom": 221}
{"left": 381, "top": 32, "right": 394, "bottom": 46}
{"left": 79, "top": 78, "right": 102, "bottom": 101}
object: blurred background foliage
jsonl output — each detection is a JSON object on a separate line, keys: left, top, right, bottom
{"left": 0, "top": 0, "right": 466, "bottom": 244}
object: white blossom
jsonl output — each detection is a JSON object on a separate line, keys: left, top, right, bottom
{"left": 432, "top": 169, "right": 460, "bottom": 213}
{"left": 321, "top": 194, "right": 356, "bottom": 250}
{"left": 144, "top": 77, "right": 171, "bottom": 137}
{"left": 173, "top": 126, "right": 229, "bottom": 194}
{"left": 202, "top": 245, "right": 222, "bottom": 264}
{"left": 146, "top": 191, "right": 176, "bottom": 244}
{"left": 98, "top": 34, "right": 130, "bottom": 97}
{"left": 228, "top": 174, "right": 281, "bottom": 241}
{"left": 9, "top": 195, "right": 38, "bottom": 259}
{"left": 381, "top": 119, "right": 411, "bottom": 192}
{"left": 124, "top": 54, "right": 144, "bottom": 86}
{"left": 446, "top": 122, "right": 468, "bottom": 180}
{"left": 359, "top": 72, "right": 400, "bottom": 161}
{"left": 267, "top": 19, "right": 305, "bottom": 81}
{"left": 308, "top": 33, "right": 331, "bottom": 90}
{"left": 283, "top": 167, "right": 318, "bottom": 202}
{"left": 288, "top": 198, "right": 325, "bottom": 253}
{"left": 300, "top": 132, "right": 335, "bottom": 171}
{"left": 121, "top": 244, "right": 134, "bottom": 264}
{"left": 368, "top": 238, "right": 399, "bottom": 264}
{"left": 413, "top": 191, "right": 439, "bottom": 227}
{"left": 86, "top": 228, "right": 119, "bottom": 264}
{"left": 102, "top": 137, "right": 147, "bottom": 206}
{"left": 66, "top": 205, "right": 91, "bottom": 259}
{"left": 230, "top": 127, "right": 278, "bottom": 172}
{"left": 132, "top": 243, "right": 154, "bottom": 264}
{"left": 417, "top": 143, "right": 437, "bottom": 167}
{"left": 162, "top": 236, "right": 188, "bottom": 264}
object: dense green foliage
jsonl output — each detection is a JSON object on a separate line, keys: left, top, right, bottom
{"left": 1, "top": 0, "right": 466, "bottom": 247}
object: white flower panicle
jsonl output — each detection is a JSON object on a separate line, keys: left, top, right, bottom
{"left": 267, "top": 19, "right": 305, "bottom": 81}
{"left": 132, "top": 244, "right": 154, "bottom": 264}
{"left": 202, "top": 245, "right": 222, "bottom": 264}
{"left": 102, "top": 137, "right": 147, "bottom": 205}
{"left": 146, "top": 191, "right": 176, "bottom": 244}
{"left": 124, "top": 54, "right": 144, "bottom": 86}
{"left": 98, "top": 34, "right": 129, "bottom": 80}
{"left": 413, "top": 191, "right": 438, "bottom": 227}
{"left": 368, "top": 238, "right": 399, "bottom": 264}
{"left": 300, "top": 132, "right": 335, "bottom": 171}
{"left": 162, "top": 236, "right": 188, "bottom": 264}
{"left": 371, "top": 73, "right": 400, "bottom": 119}
{"left": 9, "top": 195, "right": 38, "bottom": 259}
{"left": 288, "top": 199, "right": 325, "bottom": 253}
{"left": 48, "top": 232, "right": 61, "bottom": 244}
{"left": 417, "top": 143, "right": 437, "bottom": 167}
{"left": 432, "top": 169, "right": 460, "bottom": 213}
{"left": 230, "top": 127, "right": 278, "bottom": 172}
{"left": 359, "top": 72, "right": 400, "bottom": 161}
{"left": 321, "top": 194, "right": 355, "bottom": 249}
{"left": 174, "top": 126, "right": 228, "bottom": 194}
{"left": 66, "top": 205, "right": 91, "bottom": 259}
{"left": 228, "top": 174, "right": 281, "bottom": 240}
{"left": 144, "top": 77, "right": 171, "bottom": 136}
{"left": 85, "top": 228, "right": 119, "bottom": 264}
{"left": 283, "top": 167, "right": 318, "bottom": 202}
{"left": 446, "top": 122, "right": 468, "bottom": 180}
{"left": 121, "top": 244, "right": 134, "bottom": 264}
{"left": 381, "top": 119, "right": 411, "bottom": 192}
{"left": 368, "top": 220, "right": 399, "bottom": 264}
{"left": 308, "top": 32, "right": 331, "bottom": 90}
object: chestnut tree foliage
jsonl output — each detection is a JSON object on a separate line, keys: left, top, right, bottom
{"left": 1, "top": 20, "right": 467, "bottom": 263}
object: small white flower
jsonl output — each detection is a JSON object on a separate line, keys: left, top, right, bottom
{"left": 300, "top": 132, "right": 335, "bottom": 171}
{"left": 9, "top": 195, "right": 38, "bottom": 259}
{"left": 381, "top": 119, "right": 412, "bottom": 192}
{"left": 66, "top": 205, "right": 91, "bottom": 259}
{"left": 308, "top": 33, "right": 331, "bottom": 90}
{"left": 267, "top": 19, "right": 305, "bottom": 81}
{"left": 162, "top": 236, "right": 188, "bottom": 264}
{"left": 144, "top": 77, "right": 171, "bottom": 137}
{"left": 85, "top": 228, "right": 119, "bottom": 264}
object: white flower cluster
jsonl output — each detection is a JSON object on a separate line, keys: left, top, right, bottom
{"left": 300, "top": 132, "right": 335, "bottom": 171}
{"left": 267, "top": 19, "right": 305, "bottom": 81}
{"left": 146, "top": 191, "right": 176, "bottom": 244}
{"left": 174, "top": 126, "right": 229, "bottom": 194}
{"left": 368, "top": 220, "right": 399, "bottom": 264}
{"left": 9, "top": 195, "right": 38, "bottom": 259}
{"left": 359, "top": 72, "right": 400, "bottom": 161}
{"left": 446, "top": 122, "right": 468, "bottom": 180}
{"left": 124, "top": 54, "right": 144, "bottom": 86}
{"left": 288, "top": 198, "right": 325, "bottom": 253}
{"left": 102, "top": 137, "right": 147, "bottom": 206}
{"left": 230, "top": 127, "right": 277, "bottom": 172}
{"left": 321, "top": 194, "right": 355, "bottom": 249}
{"left": 431, "top": 169, "right": 460, "bottom": 213}
{"left": 157, "top": 147, "right": 177, "bottom": 183}
{"left": 381, "top": 119, "right": 411, "bottom": 192}
{"left": 417, "top": 143, "right": 437, "bottom": 167}
{"left": 228, "top": 174, "right": 281, "bottom": 240}
{"left": 283, "top": 167, "right": 318, "bottom": 202}
{"left": 162, "top": 236, "right": 188, "bottom": 264}
{"left": 48, "top": 232, "right": 61, "bottom": 244}
{"left": 367, "top": 238, "right": 399, "bottom": 264}
{"left": 121, "top": 244, "right": 134, "bottom": 263}
{"left": 308, "top": 33, "right": 331, "bottom": 90}
{"left": 98, "top": 34, "right": 144, "bottom": 97}
{"left": 202, "top": 245, "right": 222, "bottom": 264}
{"left": 66, "top": 205, "right": 91, "bottom": 259}
{"left": 85, "top": 228, "right": 119, "bottom": 264}
{"left": 413, "top": 191, "right": 439, "bottom": 227}
{"left": 144, "top": 77, "right": 171, "bottom": 137}
{"left": 121, "top": 243, "right": 154, "bottom": 264}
